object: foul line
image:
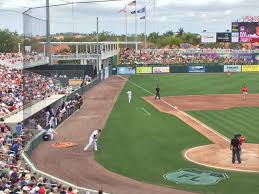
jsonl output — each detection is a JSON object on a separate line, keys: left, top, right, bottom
{"left": 117, "top": 75, "right": 230, "bottom": 144}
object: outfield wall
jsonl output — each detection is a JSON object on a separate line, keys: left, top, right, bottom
{"left": 112, "top": 65, "right": 259, "bottom": 75}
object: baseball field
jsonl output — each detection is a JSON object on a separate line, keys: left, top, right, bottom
{"left": 95, "top": 73, "right": 259, "bottom": 194}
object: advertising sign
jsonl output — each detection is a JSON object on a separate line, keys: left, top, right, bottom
{"left": 136, "top": 67, "right": 152, "bottom": 74}
{"left": 239, "top": 22, "right": 259, "bottom": 42}
{"left": 232, "top": 22, "right": 239, "bottom": 32}
{"left": 117, "top": 67, "right": 136, "bottom": 75}
{"left": 104, "top": 67, "right": 109, "bottom": 79}
{"left": 201, "top": 32, "right": 217, "bottom": 43}
{"left": 231, "top": 32, "right": 239, "bottom": 42}
{"left": 153, "top": 66, "right": 170, "bottom": 74}
{"left": 224, "top": 65, "right": 241, "bottom": 72}
{"left": 188, "top": 66, "right": 205, "bottom": 73}
{"left": 216, "top": 32, "right": 232, "bottom": 42}
{"left": 242, "top": 65, "right": 259, "bottom": 72}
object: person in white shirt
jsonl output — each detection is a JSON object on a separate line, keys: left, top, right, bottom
{"left": 47, "top": 126, "right": 57, "bottom": 140}
{"left": 127, "top": 90, "right": 132, "bottom": 103}
{"left": 84, "top": 129, "right": 102, "bottom": 152}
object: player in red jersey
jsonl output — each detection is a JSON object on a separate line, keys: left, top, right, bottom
{"left": 241, "top": 86, "right": 248, "bottom": 100}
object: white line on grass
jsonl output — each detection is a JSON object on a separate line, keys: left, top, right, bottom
{"left": 141, "top": 108, "right": 151, "bottom": 116}
{"left": 117, "top": 75, "right": 230, "bottom": 143}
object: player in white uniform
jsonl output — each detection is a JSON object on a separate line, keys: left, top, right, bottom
{"left": 47, "top": 126, "right": 57, "bottom": 140}
{"left": 84, "top": 129, "right": 102, "bottom": 151}
{"left": 127, "top": 90, "right": 132, "bottom": 103}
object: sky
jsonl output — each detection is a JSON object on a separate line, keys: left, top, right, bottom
{"left": 0, "top": 0, "right": 259, "bottom": 35}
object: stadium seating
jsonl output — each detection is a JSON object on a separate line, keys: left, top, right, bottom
{"left": 0, "top": 54, "right": 67, "bottom": 119}
{"left": 119, "top": 49, "right": 258, "bottom": 65}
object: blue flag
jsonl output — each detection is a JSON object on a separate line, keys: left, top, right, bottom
{"left": 137, "top": 7, "right": 145, "bottom": 13}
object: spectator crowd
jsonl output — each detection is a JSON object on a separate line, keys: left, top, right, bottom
{"left": 119, "top": 49, "right": 259, "bottom": 65}
{"left": 0, "top": 92, "right": 85, "bottom": 194}
{"left": 0, "top": 59, "right": 67, "bottom": 119}
{"left": 0, "top": 53, "right": 47, "bottom": 69}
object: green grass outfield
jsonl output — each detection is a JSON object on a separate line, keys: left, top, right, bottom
{"left": 95, "top": 73, "right": 259, "bottom": 194}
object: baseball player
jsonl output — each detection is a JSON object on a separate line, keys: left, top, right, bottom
{"left": 241, "top": 85, "right": 248, "bottom": 100}
{"left": 127, "top": 90, "right": 132, "bottom": 103}
{"left": 155, "top": 86, "right": 161, "bottom": 100}
{"left": 47, "top": 126, "right": 57, "bottom": 140}
{"left": 84, "top": 129, "right": 102, "bottom": 152}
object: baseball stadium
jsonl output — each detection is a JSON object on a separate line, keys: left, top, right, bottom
{"left": 0, "top": 0, "right": 259, "bottom": 194}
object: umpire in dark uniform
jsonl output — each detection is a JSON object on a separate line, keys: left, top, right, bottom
{"left": 155, "top": 86, "right": 161, "bottom": 100}
{"left": 230, "top": 134, "right": 241, "bottom": 164}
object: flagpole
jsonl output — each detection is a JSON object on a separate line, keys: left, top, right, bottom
{"left": 144, "top": 5, "right": 147, "bottom": 51}
{"left": 135, "top": 1, "right": 138, "bottom": 50}
{"left": 125, "top": 5, "right": 128, "bottom": 48}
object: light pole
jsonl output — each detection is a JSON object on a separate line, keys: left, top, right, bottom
{"left": 46, "top": 0, "right": 51, "bottom": 65}
{"left": 97, "top": 17, "right": 100, "bottom": 76}
{"left": 18, "top": 43, "right": 21, "bottom": 53}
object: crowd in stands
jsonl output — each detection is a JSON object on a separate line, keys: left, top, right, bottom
{"left": 119, "top": 49, "right": 259, "bottom": 65}
{"left": 0, "top": 64, "right": 67, "bottom": 119}
{"left": 0, "top": 92, "right": 85, "bottom": 194}
{"left": 0, "top": 53, "right": 46, "bottom": 69}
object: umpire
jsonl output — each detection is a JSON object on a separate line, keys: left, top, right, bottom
{"left": 230, "top": 134, "right": 241, "bottom": 164}
{"left": 155, "top": 86, "right": 161, "bottom": 100}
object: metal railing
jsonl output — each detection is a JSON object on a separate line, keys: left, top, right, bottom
{"left": 52, "top": 50, "right": 118, "bottom": 61}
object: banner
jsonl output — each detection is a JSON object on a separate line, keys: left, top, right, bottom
{"left": 242, "top": 65, "right": 259, "bottom": 72}
{"left": 188, "top": 66, "right": 205, "bottom": 73}
{"left": 117, "top": 67, "right": 136, "bottom": 75}
{"left": 136, "top": 67, "right": 152, "bottom": 74}
{"left": 201, "top": 32, "right": 217, "bottom": 43}
{"left": 231, "top": 32, "right": 239, "bottom": 43}
{"left": 104, "top": 67, "right": 109, "bottom": 79}
{"left": 216, "top": 32, "right": 232, "bottom": 42}
{"left": 224, "top": 65, "right": 241, "bottom": 72}
{"left": 153, "top": 66, "right": 170, "bottom": 74}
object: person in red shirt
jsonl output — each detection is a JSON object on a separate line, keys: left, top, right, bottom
{"left": 241, "top": 86, "right": 248, "bottom": 100}
{"left": 238, "top": 134, "right": 246, "bottom": 146}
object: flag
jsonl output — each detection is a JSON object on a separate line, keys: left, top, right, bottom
{"left": 140, "top": 16, "right": 145, "bottom": 20}
{"left": 137, "top": 7, "right": 145, "bottom": 13}
{"left": 131, "top": 10, "right": 136, "bottom": 14}
{"left": 118, "top": 7, "right": 126, "bottom": 13}
{"left": 128, "top": 0, "right": 136, "bottom": 6}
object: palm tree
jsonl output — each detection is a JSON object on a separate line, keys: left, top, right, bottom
{"left": 177, "top": 27, "right": 184, "bottom": 37}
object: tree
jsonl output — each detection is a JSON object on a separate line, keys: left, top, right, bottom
{"left": 147, "top": 32, "right": 159, "bottom": 45}
{"left": 163, "top": 30, "right": 174, "bottom": 36}
{"left": 177, "top": 27, "right": 184, "bottom": 37}
{"left": 0, "top": 29, "right": 21, "bottom": 53}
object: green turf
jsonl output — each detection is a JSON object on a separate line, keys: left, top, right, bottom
{"left": 189, "top": 107, "right": 259, "bottom": 143}
{"left": 95, "top": 73, "right": 259, "bottom": 194}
